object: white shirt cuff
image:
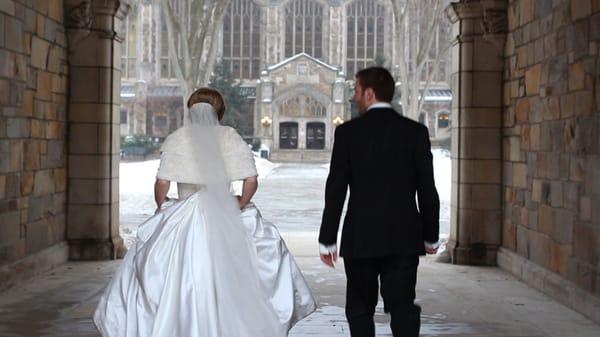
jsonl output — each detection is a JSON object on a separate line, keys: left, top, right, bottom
{"left": 424, "top": 241, "right": 440, "bottom": 250}
{"left": 319, "top": 243, "right": 337, "bottom": 255}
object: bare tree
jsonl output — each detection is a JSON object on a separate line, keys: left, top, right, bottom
{"left": 158, "top": 0, "right": 231, "bottom": 125}
{"left": 390, "top": 0, "right": 448, "bottom": 121}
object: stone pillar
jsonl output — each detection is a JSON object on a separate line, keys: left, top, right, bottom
{"left": 328, "top": 4, "right": 345, "bottom": 67}
{"left": 65, "top": 0, "right": 130, "bottom": 260}
{"left": 258, "top": 74, "right": 274, "bottom": 149}
{"left": 445, "top": 0, "right": 507, "bottom": 265}
{"left": 133, "top": 80, "right": 147, "bottom": 135}
{"left": 261, "top": 4, "right": 283, "bottom": 66}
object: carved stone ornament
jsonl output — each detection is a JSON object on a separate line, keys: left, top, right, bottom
{"left": 482, "top": 8, "right": 507, "bottom": 35}
{"left": 262, "top": 82, "right": 273, "bottom": 103}
{"left": 66, "top": 0, "right": 93, "bottom": 30}
{"left": 445, "top": 1, "right": 483, "bottom": 24}
{"left": 333, "top": 82, "right": 344, "bottom": 103}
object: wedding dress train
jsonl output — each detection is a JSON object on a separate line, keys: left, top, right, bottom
{"left": 94, "top": 184, "right": 316, "bottom": 337}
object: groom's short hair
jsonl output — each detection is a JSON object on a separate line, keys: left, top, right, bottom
{"left": 355, "top": 67, "right": 395, "bottom": 102}
{"left": 187, "top": 88, "right": 226, "bottom": 120}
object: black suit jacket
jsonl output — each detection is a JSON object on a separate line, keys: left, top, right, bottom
{"left": 319, "top": 108, "right": 440, "bottom": 258}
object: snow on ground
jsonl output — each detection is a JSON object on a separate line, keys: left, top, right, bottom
{"left": 120, "top": 149, "right": 451, "bottom": 246}
{"left": 432, "top": 148, "right": 451, "bottom": 203}
{"left": 432, "top": 148, "right": 451, "bottom": 240}
{"left": 120, "top": 150, "right": 450, "bottom": 218}
{"left": 119, "top": 156, "right": 280, "bottom": 216}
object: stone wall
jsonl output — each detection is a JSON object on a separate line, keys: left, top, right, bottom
{"left": 0, "top": 0, "right": 69, "bottom": 291}
{"left": 502, "top": 0, "right": 600, "bottom": 299}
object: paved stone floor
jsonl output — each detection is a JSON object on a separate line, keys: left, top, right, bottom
{"left": 1, "top": 164, "right": 599, "bottom": 336}
{"left": 0, "top": 256, "right": 599, "bottom": 337}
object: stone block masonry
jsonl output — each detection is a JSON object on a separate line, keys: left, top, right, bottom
{"left": 502, "top": 0, "right": 600, "bottom": 309}
{"left": 0, "top": 0, "right": 69, "bottom": 292}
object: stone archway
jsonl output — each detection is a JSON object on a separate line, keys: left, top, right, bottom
{"left": 271, "top": 84, "right": 333, "bottom": 152}
{"left": 65, "top": 0, "right": 132, "bottom": 260}
{"left": 272, "top": 84, "right": 333, "bottom": 108}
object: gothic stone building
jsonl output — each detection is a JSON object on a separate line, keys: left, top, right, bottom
{"left": 120, "top": 0, "right": 452, "bottom": 162}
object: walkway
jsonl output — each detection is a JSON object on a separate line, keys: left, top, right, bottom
{"left": 0, "top": 164, "right": 598, "bottom": 336}
{"left": 0, "top": 257, "right": 598, "bottom": 336}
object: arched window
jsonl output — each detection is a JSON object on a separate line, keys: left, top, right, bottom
{"left": 306, "top": 122, "right": 326, "bottom": 149}
{"left": 121, "top": 7, "right": 137, "bottom": 79}
{"left": 285, "top": 0, "right": 324, "bottom": 58}
{"left": 222, "top": 0, "right": 262, "bottom": 79}
{"left": 280, "top": 95, "right": 327, "bottom": 117}
{"left": 279, "top": 122, "right": 299, "bottom": 149}
{"left": 437, "top": 111, "right": 450, "bottom": 129}
{"left": 120, "top": 109, "right": 128, "bottom": 124}
{"left": 346, "top": 0, "right": 386, "bottom": 77}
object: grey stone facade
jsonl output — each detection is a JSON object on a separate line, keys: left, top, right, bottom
{"left": 118, "top": 0, "right": 452, "bottom": 162}
{"left": 255, "top": 53, "right": 347, "bottom": 161}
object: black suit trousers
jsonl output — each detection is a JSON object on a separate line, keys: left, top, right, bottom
{"left": 343, "top": 255, "right": 420, "bottom": 337}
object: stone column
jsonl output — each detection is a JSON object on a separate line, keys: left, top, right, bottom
{"left": 65, "top": 0, "right": 130, "bottom": 260}
{"left": 328, "top": 4, "right": 344, "bottom": 67}
{"left": 131, "top": 2, "right": 154, "bottom": 136}
{"left": 133, "top": 80, "right": 147, "bottom": 135}
{"left": 259, "top": 75, "right": 274, "bottom": 149}
{"left": 261, "top": 4, "right": 283, "bottom": 66}
{"left": 445, "top": 0, "right": 507, "bottom": 265}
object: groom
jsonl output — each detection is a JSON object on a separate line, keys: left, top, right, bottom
{"left": 318, "top": 67, "right": 440, "bottom": 337}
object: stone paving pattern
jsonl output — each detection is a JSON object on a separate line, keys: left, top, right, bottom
{"left": 0, "top": 257, "right": 599, "bottom": 337}
{"left": 1, "top": 164, "right": 599, "bottom": 336}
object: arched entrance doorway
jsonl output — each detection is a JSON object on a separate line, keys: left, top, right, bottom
{"left": 306, "top": 122, "right": 326, "bottom": 150}
{"left": 279, "top": 122, "right": 299, "bottom": 149}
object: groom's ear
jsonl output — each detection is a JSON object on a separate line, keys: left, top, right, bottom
{"left": 364, "top": 87, "right": 376, "bottom": 101}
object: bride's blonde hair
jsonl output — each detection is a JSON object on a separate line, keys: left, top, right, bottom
{"left": 187, "top": 88, "right": 226, "bottom": 121}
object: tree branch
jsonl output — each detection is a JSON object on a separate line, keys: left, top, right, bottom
{"left": 416, "top": 0, "right": 442, "bottom": 69}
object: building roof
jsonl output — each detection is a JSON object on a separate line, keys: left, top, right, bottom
{"left": 266, "top": 52, "right": 340, "bottom": 73}
{"left": 120, "top": 84, "right": 257, "bottom": 99}
{"left": 121, "top": 85, "right": 183, "bottom": 98}
{"left": 423, "top": 88, "right": 452, "bottom": 102}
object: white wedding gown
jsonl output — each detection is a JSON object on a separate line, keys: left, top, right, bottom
{"left": 94, "top": 123, "right": 316, "bottom": 337}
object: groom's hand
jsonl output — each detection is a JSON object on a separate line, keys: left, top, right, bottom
{"left": 425, "top": 246, "right": 438, "bottom": 254}
{"left": 424, "top": 241, "right": 439, "bottom": 255}
{"left": 320, "top": 252, "right": 337, "bottom": 268}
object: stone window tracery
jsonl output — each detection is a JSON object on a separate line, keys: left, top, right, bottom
{"left": 346, "top": 0, "right": 385, "bottom": 77}
{"left": 280, "top": 95, "right": 327, "bottom": 117}
{"left": 285, "top": 0, "right": 324, "bottom": 59}
{"left": 121, "top": 8, "right": 137, "bottom": 79}
{"left": 159, "top": 9, "right": 183, "bottom": 79}
{"left": 223, "top": 0, "right": 262, "bottom": 79}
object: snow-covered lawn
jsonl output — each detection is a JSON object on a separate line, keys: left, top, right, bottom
{"left": 119, "top": 156, "right": 279, "bottom": 217}
{"left": 119, "top": 149, "right": 451, "bottom": 246}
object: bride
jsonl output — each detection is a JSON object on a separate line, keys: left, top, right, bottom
{"left": 94, "top": 88, "right": 316, "bottom": 337}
